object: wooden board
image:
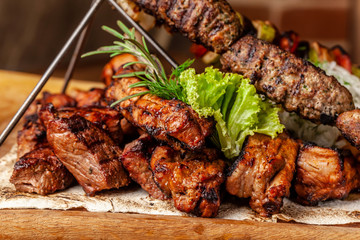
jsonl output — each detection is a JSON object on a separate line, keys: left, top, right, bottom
{"left": 1, "top": 70, "right": 360, "bottom": 239}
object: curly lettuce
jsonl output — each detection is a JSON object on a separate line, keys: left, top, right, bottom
{"left": 179, "top": 67, "right": 284, "bottom": 159}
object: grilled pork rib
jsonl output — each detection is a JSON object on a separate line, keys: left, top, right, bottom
{"left": 10, "top": 147, "right": 75, "bottom": 195}
{"left": 44, "top": 111, "right": 130, "bottom": 196}
{"left": 294, "top": 143, "right": 360, "bottom": 205}
{"left": 105, "top": 76, "right": 214, "bottom": 151}
{"left": 121, "top": 134, "right": 167, "bottom": 200}
{"left": 226, "top": 133, "right": 299, "bottom": 217}
{"left": 131, "top": 0, "right": 242, "bottom": 53}
{"left": 221, "top": 35, "right": 354, "bottom": 124}
{"left": 73, "top": 88, "right": 108, "bottom": 108}
{"left": 150, "top": 146, "right": 226, "bottom": 217}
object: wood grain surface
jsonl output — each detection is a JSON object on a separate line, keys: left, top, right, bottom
{"left": 1, "top": 70, "right": 360, "bottom": 239}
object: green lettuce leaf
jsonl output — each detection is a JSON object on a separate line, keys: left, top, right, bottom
{"left": 179, "top": 67, "right": 284, "bottom": 159}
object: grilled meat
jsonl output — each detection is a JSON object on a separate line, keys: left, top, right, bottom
{"left": 221, "top": 35, "right": 355, "bottom": 124}
{"left": 131, "top": 0, "right": 242, "bottom": 53}
{"left": 226, "top": 133, "right": 299, "bottom": 217}
{"left": 73, "top": 88, "right": 108, "bottom": 107}
{"left": 336, "top": 109, "right": 360, "bottom": 150}
{"left": 39, "top": 105, "right": 124, "bottom": 145}
{"left": 150, "top": 145, "right": 226, "bottom": 217}
{"left": 41, "top": 92, "right": 77, "bottom": 108}
{"left": 45, "top": 113, "right": 130, "bottom": 196}
{"left": 17, "top": 113, "right": 47, "bottom": 158}
{"left": 105, "top": 76, "right": 214, "bottom": 150}
{"left": 101, "top": 53, "right": 141, "bottom": 86}
{"left": 10, "top": 146, "right": 75, "bottom": 195}
{"left": 18, "top": 92, "right": 77, "bottom": 158}
{"left": 294, "top": 143, "right": 360, "bottom": 205}
{"left": 121, "top": 134, "right": 167, "bottom": 200}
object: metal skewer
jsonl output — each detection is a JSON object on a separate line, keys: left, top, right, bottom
{"left": 0, "top": 0, "right": 180, "bottom": 147}
{"left": 107, "top": 0, "right": 179, "bottom": 69}
{"left": 62, "top": 0, "right": 97, "bottom": 94}
{"left": 0, "top": 0, "right": 104, "bottom": 146}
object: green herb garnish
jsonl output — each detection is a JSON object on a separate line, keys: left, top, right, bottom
{"left": 82, "top": 20, "right": 193, "bottom": 106}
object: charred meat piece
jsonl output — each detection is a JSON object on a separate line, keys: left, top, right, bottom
{"left": 221, "top": 35, "right": 354, "bottom": 124}
{"left": 101, "top": 53, "right": 141, "bottom": 86}
{"left": 39, "top": 104, "right": 124, "bottom": 145}
{"left": 46, "top": 114, "right": 130, "bottom": 196}
{"left": 226, "top": 133, "right": 299, "bottom": 217}
{"left": 17, "top": 113, "right": 47, "bottom": 158}
{"left": 121, "top": 134, "right": 167, "bottom": 200}
{"left": 294, "top": 143, "right": 360, "bottom": 205}
{"left": 336, "top": 109, "right": 360, "bottom": 150}
{"left": 105, "top": 76, "right": 214, "bottom": 150}
{"left": 150, "top": 146, "right": 226, "bottom": 217}
{"left": 10, "top": 147, "right": 75, "bottom": 195}
{"left": 132, "top": 0, "right": 242, "bottom": 53}
{"left": 17, "top": 92, "right": 77, "bottom": 158}
{"left": 73, "top": 88, "right": 108, "bottom": 107}
{"left": 41, "top": 92, "right": 77, "bottom": 108}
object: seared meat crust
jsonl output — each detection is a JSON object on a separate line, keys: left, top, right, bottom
{"left": 150, "top": 146, "right": 226, "bottom": 217}
{"left": 73, "top": 88, "right": 108, "bottom": 108}
{"left": 132, "top": 0, "right": 242, "bottom": 53}
{"left": 10, "top": 147, "right": 75, "bottom": 195}
{"left": 121, "top": 134, "right": 167, "bottom": 200}
{"left": 336, "top": 109, "right": 360, "bottom": 150}
{"left": 105, "top": 76, "right": 214, "bottom": 150}
{"left": 226, "top": 133, "right": 299, "bottom": 217}
{"left": 221, "top": 35, "right": 355, "bottom": 124}
{"left": 46, "top": 115, "right": 130, "bottom": 196}
{"left": 294, "top": 143, "right": 360, "bottom": 205}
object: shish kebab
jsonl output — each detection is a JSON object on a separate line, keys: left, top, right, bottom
{"left": 128, "top": 0, "right": 355, "bottom": 127}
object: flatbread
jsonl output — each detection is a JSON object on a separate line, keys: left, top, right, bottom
{"left": 2, "top": 144, "right": 360, "bottom": 225}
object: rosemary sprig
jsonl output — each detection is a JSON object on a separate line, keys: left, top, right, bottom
{"left": 82, "top": 20, "right": 194, "bottom": 106}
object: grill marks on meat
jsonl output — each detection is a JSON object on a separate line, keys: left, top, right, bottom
{"left": 10, "top": 147, "right": 75, "bottom": 195}
{"left": 121, "top": 134, "right": 167, "bottom": 200}
{"left": 221, "top": 35, "right": 355, "bottom": 124}
{"left": 336, "top": 109, "right": 360, "bottom": 150}
{"left": 105, "top": 76, "right": 214, "bottom": 151}
{"left": 12, "top": 93, "right": 77, "bottom": 195}
{"left": 294, "top": 143, "right": 360, "bottom": 205}
{"left": 150, "top": 146, "right": 226, "bottom": 217}
{"left": 132, "top": 0, "right": 242, "bottom": 53}
{"left": 40, "top": 105, "right": 124, "bottom": 145}
{"left": 226, "top": 133, "right": 299, "bottom": 217}
{"left": 45, "top": 114, "right": 130, "bottom": 196}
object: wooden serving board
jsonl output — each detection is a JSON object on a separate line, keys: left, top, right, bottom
{"left": 1, "top": 70, "right": 360, "bottom": 239}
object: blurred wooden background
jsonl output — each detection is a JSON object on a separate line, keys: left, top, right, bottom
{"left": 0, "top": 0, "right": 359, "bottom": 82}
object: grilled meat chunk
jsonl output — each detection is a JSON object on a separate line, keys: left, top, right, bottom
{"left": 101, "top": 53, "right": 141, "bottom": 86}
{"left": 336, "top": 109, "right": 360, "bottom": 150}
{"left": 121, "top": 134, "right": 167, "bottom": 200}
{"left": 10, "top": 147, "right": 75, "bottom": 195}
{"left": 150, "top": 146, "right": 226, "bottom": 217}
{"left": 131, "top": 0, "right": 242, "bottom": 53}
{"left": 18, "top": 92, "right": 77, "bottom": 158}
{"left": 105, "top": 76, "right": 214, "bottom": 150}
{"left": 73, "top": 88, "right": 108, "bottom": 107}
{"left": 39, "top": 104, "right": 124, "bottom": 145}
{"left": 17, "top": 113, "right": 47, "bottom": 158}
{"left": 294, "top": 143, "right": 360, "bottom": 205}
{"left": 221, "top": 35, "right": 355, "bottom": 124}
{"left": 45, "top": 114, "right": 130, "bottom": 196}
{"left": 41, "top": 92, "right": 77, "bottom": 108}
{"left": 226, "top": 133, "right": 299, "bottom": 217}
